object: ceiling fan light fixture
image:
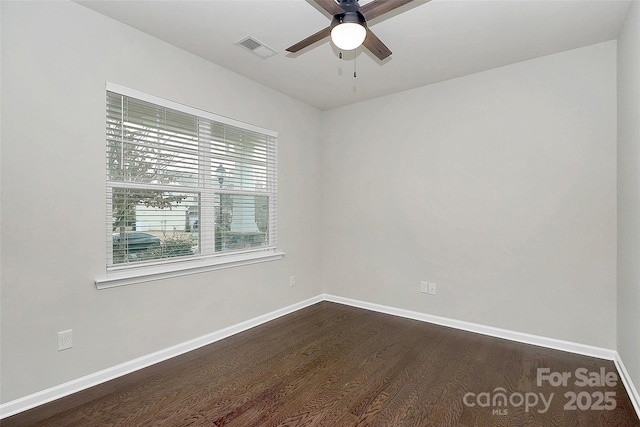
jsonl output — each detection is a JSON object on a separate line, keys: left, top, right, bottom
{"left": 330, "top": 12, "right": 367, "bottom": 51}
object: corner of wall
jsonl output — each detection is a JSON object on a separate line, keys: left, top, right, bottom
{"left": 616, "top": 0, "right": 640, "bottom": 397}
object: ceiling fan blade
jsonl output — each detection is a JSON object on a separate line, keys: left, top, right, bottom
{"left": 313, "top": 0, "right": 344, "bottom": 16}
{"left": 360, "top": 0, "right": 415, "bottom": 21}
{"left": 363, "top": 28, "right": 392, "bottom": 60}
{"left": 286, "top": 26, "right": 331, "bottom": 53}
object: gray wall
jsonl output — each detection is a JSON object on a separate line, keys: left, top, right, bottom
{"left": 617, "top": 0, "right": 640, "bottom": 395}
{"left": 0, "top": 1, "right": 323, "bottom": 402}
{"left": 321, "top": 42, "right": 618, "bottom": 349}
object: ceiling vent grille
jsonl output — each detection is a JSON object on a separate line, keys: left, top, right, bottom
{"left": 236, "top": 36, "right": 277, "bottom": 59}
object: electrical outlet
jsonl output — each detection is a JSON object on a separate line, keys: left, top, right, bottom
{"left": 58, "top": 330, "right": 73, "bottom": 351}
{"left": 289, "top": 275, "right": 296, "bottom": 287}
{"left": 420, "top": 281, "right": 429, "bottom": 293}
{"left": 428, "top": 282, "right": 437, "bottom": 295}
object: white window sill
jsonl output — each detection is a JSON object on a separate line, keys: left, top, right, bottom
{"left": 95, "top": 251, "right": 285, "bottom": 289}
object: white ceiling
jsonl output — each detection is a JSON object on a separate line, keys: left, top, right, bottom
{"left": 77, "top": 0, "right": 632, "bottom": 111}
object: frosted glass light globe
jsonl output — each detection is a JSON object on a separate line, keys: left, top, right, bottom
{"left": 331, "top": 22, "right": 366, "bottom": 50}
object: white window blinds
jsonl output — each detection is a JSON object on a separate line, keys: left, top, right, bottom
{"left": 106, "top": 85, "right": 277, "bottom": 271}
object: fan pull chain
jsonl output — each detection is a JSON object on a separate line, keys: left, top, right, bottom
{"left": 338, "top": 50, "right": 358, "bottom": 78}
{"left": 354, "top": 49, "right": 357, "bottom": 78}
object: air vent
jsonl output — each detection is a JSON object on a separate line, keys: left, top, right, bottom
{"left": 236, "top": 36, "right": 277, "bottom": 59}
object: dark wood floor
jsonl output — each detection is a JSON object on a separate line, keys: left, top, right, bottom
{"left": 3, "top": 301, "right": 639, "bottom": 426}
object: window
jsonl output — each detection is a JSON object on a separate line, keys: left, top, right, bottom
{"left": 97, "top": 84, "right": 280, "bottom": 288}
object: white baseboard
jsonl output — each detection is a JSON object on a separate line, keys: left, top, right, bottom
{"left": 322, "top": 294, "right": 617, "bottom": 359}
{"left": 0, "top": 295, "right": 323, "bottom": 419}
{"left": 614, "top": 352, "right": 640, "bottom": 418}
{"left": 2, "top": 293, "right": 639, "bottom": 421}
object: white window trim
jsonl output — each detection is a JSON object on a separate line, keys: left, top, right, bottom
{"left": 97, "top": 83, "right": 282, "bottom": 289}
{"left": 95, "top": 250, "right": 284, "bottom": 289}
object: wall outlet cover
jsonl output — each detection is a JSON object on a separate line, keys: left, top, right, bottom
{"left": 428, "top": 282, "right": 437, "bottom": 295}
{"left": 58, "top": 330, "right": 73, "bottom": 351}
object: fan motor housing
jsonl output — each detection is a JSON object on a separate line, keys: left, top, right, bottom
{"left": 331, "top": 11, "right": 367, "bottom": 30}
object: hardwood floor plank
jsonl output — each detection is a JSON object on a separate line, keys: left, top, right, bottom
{"left": 3, "top": 301, "right": 639, "bottom": 427}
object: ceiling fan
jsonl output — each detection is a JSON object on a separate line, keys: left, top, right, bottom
{"left": 286, "top": 0, "right": 418, "bottom": 60}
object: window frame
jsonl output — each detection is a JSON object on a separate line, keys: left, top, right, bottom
{"left": 95, "top": 83, "right": 283, "bottom": 289}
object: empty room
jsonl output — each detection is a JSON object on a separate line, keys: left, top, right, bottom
{"left": 1, "top": 0, "right": 639, "bottom": 425}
